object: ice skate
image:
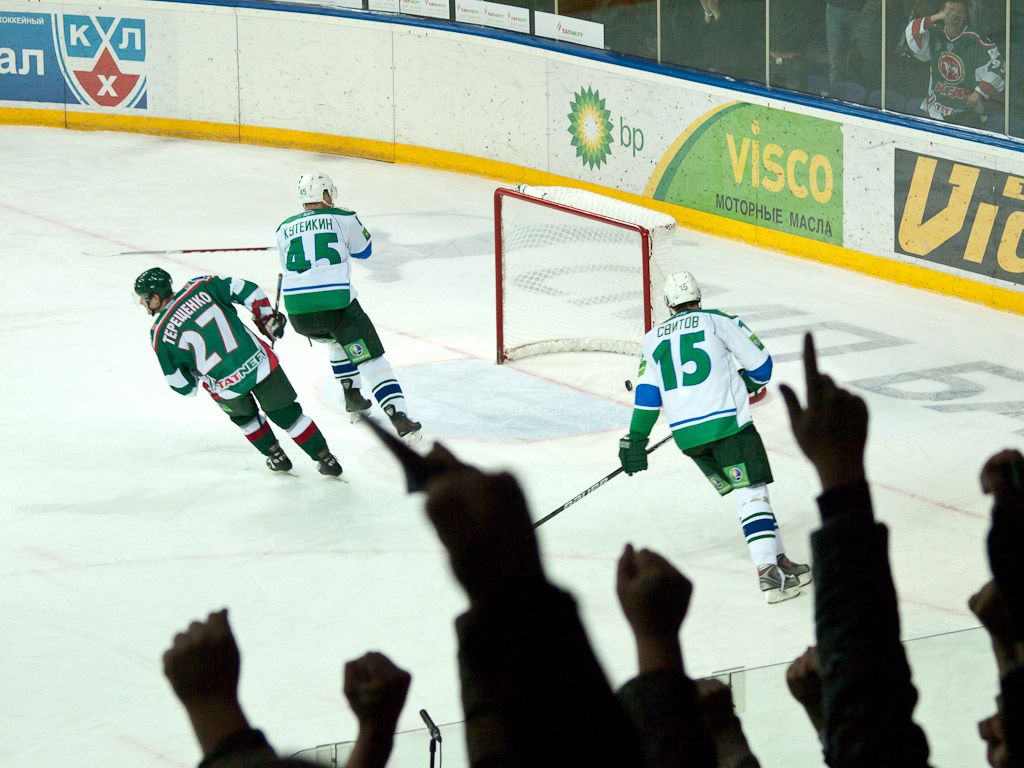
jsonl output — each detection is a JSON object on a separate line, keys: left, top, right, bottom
{"left": 386, "top": 406, "right": 422, "bottom": 445}
{"left": 758, "top": 564, "right": 803, "bottom": 604}
{"left": 777, "top": 554, "right": 812, "bottom": 587}
{"left": 316, "top": 447, "right": 343, "bottom": 477}
{"left": 342, "top": 380, "right": 372, "bottom": 423}
{"left": 266, "top": 442, "right": 293, "bottom": 473}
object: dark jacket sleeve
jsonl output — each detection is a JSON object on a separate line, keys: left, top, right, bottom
{"left": 456, "top": 582, "right": 644, "bottom": 768}
{"left": 1001, "top": 665, "right": 1024, "bottom": 767}
{"left": 812, "top": 480, "right": 931, "bottom": 768}
{"left": 615, "top": 671, "right": 717, "bottom": 768}
{"left": 198, "top": 728, "right": 278, "bottom": 768}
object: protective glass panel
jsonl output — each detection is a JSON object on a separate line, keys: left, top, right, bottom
{"left": 768, "top": 0, "right": 828, "bottom": 96}
{"left": 662, "top": 0, "right": 767, "bottom": 86}
{"left": 558, "top": 0, "right": 659, "bottom": 59}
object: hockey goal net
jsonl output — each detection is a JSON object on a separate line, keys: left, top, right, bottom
{"left": 495, "top": 185, "right": 678, "bottom": 363}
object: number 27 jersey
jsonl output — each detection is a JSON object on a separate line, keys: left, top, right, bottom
{"left": 634, "top": 310, "right": 770, "bottom": 449}
{"left": 149, "top": 276, "right": 277, "bottom": 399}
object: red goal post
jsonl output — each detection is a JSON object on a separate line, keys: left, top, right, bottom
{"left": 494, "top": 185, "right": 679, "bottom": 363}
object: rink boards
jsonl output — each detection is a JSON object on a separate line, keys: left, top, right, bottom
{"left": 0, "top": 0, "right": 1022, "bottom": 314}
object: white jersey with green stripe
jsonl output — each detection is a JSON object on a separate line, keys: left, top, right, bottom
{"left": 274, "top": 206, "right": 372, "bottom": 314}
{"left": 631, "top": 309, "right": 772, "bottom": 450}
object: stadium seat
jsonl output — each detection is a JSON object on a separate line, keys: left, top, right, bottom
{"left": 834, "top": 81, "right": 867, "bottom": 104}
{"left": 867, "top": 89, "right": 906, "bottom": 111}
{"left": 807, "top": 74, "right": 830, "bottom": 97}
{"left": 905, "top": 98, "right": 926, "bottom": 116}
{"left": 1010, "top": 115, "right": 1024, "bottom": 139}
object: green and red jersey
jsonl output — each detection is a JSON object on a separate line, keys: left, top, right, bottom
{"left": 905, "top": 16, "right": 1005, "bottom": 121}
{"left": 149, "top": 276, "right": 279, "bottom": 399}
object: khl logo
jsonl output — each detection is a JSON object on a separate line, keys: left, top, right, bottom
{"left": 58, "top": 15, "right": 147, "bottom": 108}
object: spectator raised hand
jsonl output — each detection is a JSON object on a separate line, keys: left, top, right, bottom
{"left": 979, "top": 711, "right": 1010, "bottom": 768}
{"left": 163, "top": 609, "right": 276, "bottom": 764}
{"left": 696, "top": 679, "right": 761, "bottom": 768}
{"left": 778, "top": 332, "right": 931, "bottom": 768}
{"left": 981, "top": 450, "right": 1024, "bottom": 499}
{"left": 343, "top": 652, "right": 412, "bottom": 768}
{"left": 423, "top": 444, "right": 545, "bottom": 603}
{"left": 616, "top": 544, "right": 692, "bottom": 673}
{"left": 786, "top": 646, "right": 825, "bottom": 738}
{"left": 421, "top": 443, "right": 645, "bottom": 767}
{"left": 614, "top": 545, "right": 717, "bottom": 768}
{"left": 779, "top": 333, "right": 868, "bottom": 492}
{"left": 983, "top": 450, "right": 1024, "bottom": 643}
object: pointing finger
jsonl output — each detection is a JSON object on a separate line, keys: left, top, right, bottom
{"left": 803, "top": 333, "right": 820, "bottom": 396}
{"left": 779, "top": 384, "right": 802, "bottom": 427}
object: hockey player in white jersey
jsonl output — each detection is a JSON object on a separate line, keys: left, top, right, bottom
{"left": 618, "top": 270, "right": 810, "bottom": 603}
{"left": 274, "top": 172, "right": 422, "bottom": 443}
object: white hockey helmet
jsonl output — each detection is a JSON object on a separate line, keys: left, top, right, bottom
{"left": 298, "top": 172, "right": 337, "bottom": 206}
{"left": 663, "top": 270, "right": 701, "bottom": 309}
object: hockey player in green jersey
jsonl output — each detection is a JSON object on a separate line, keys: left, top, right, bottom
{"left": 274, "top": 172, "right": 422, "bottom": 444}
{"left": 135, "top": 267, "right": 343, "bottom": 476}
{"left": 905, "top": 1, "right": 1004, "bottom": 129}
{"left": 618, "top": 271, "right": 810, "bottom": 604}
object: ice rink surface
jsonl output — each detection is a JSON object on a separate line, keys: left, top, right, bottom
{"left": 3, "top": 126, "right": 1023, "bottom": 767}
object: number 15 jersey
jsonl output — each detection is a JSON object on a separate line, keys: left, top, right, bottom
{"left": 275, "top": 207, "right": 372, "bottom": 315}
{"left": 631, "top": 309, "right": 772, "bottom": 450}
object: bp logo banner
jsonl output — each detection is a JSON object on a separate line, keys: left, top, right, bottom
{"left": 0, "top": 12, "right": 147, "bottom": 108}
{"left": 568, "top": 86, "right": 614, "bottom": 170}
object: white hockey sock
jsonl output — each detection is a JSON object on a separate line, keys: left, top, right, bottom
{"left": 328, "top": 343, "right": 361, "bottom": 389}
{"left": 733, "top": 483, "right": 779, "bottom": 566}
{"left": 357, "top": 356, "right": 409, "bottom": 415}
{"left": 774, "top": 527, "right": 787, "bottom": 558}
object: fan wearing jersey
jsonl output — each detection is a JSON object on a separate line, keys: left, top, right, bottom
{"left": 135, "top": 268, "right": 342, "bottom": 477}
{"left": 904, "top": 1, "right": 1004, "bottom": 128}
{"left": 274, "top": 172, "right": 422, "bottom": 444}
{"left": 617, "top": 271, "right": 810, "bottom": 604}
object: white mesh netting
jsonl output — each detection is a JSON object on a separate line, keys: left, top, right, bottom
{"left": 497, "top": 186, "right": 678, "bottom": 361}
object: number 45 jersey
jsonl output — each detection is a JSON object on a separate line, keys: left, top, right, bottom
{"left": 632, "top": 310, "right": 772, "bottom": 450}
{"left": 275, "top": 207, "right": 372, "bottom": 314}
{"left": 150, "top": 276, "right": 279, "bottom": 399}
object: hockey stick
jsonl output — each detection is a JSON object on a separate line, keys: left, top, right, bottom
{"left": 532, "top": 433, "right": 674, "bottom": 529}
{"left": 86, "top": 246, "right": 275, "bottom": 257}
{"left": 270, "top": 273, "right": 283, "bottom": 350}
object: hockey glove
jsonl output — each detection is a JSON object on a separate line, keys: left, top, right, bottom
{"left": 253, "top": 308, "right": 287, "bottom": 340}
{"left": 251, "top": 297, "right": 286, "bottom": 341}
{"left": 263, "top": 311, "right": 287, "bottom": 340}
{"left": 737, "top": 369, "right": 762, "bottom": 394}
{"left": 619, "top": 436, "right": 649, "bottom": 475}
{"left": 739, "top": 369, "right": 768, "bottom": 404}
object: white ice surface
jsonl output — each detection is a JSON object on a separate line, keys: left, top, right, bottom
{"left": 2, "top": 126, "right": 1022, "bottom": 768}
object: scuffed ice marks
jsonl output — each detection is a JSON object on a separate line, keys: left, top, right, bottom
{"left": 360, "top": 228, "right": 493, "bottom": 283}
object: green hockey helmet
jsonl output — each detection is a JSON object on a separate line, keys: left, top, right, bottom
{"left": 134, "top": 268, "right": 173, "bottom": 301}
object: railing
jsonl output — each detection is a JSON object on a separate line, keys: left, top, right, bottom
{"left": 293, "top": 626, "right": 998, "bottom": 768}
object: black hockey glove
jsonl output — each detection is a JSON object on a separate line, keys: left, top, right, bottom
{"left": 619, "top": 436, "right": 649, "bottom": 475}
{"left": 264, "top": 311, "right": 287, "bottom": 340}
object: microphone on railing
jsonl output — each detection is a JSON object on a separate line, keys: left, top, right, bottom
{"left": 420, "top": 709, "right": 442, "bottom": 743}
